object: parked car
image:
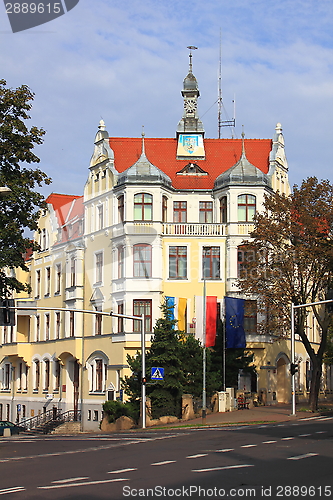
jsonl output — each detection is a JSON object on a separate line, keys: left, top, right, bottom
{"left": 0, "top": 421, "right": 25, "bottom": 436}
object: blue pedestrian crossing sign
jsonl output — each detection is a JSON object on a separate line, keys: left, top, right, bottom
{"left": 151, "top": 367, "right": 164, "bottom": 380}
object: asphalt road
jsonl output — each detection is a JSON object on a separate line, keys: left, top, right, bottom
{"left": 0, "top": 415, "right": 332, "bottom": 499}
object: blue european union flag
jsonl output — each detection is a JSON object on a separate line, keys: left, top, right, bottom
{"left": 225, "top": 297, "right": 246, "bottom": 348}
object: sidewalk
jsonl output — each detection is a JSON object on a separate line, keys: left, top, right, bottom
{"left": 164, "top": 402, "right": 333, "bottom": 429}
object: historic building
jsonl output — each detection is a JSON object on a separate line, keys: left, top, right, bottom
{"left": 0, "top": 55, "right": 331, "bottom": 431}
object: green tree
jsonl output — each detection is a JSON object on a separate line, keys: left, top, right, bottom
{"left": 0, "top": 80, "right": 51, "bottom": 298}
{"left": 237, "top": 177, "right": 333, "bottom": 411}
{"left": 147, "top": 301, "right": 184, "bottom": 418}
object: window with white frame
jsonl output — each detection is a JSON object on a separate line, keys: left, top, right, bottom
{"left": 44, "top": 359, "right": 50, "bottom": 391}
{"left": 88, "top": 354, "right": 108, "bottom": 393}
{"left": 35, "top": 270, "right": 41, "bottom": 298}
{"left": 55, "top": 311, "right": 61, "bottom": 339}
{"left": 118, "top": 246, "right": 124, "bottom": 279}
{"left": 97, "top": 204, "right": 103, "bottom": 230}
{"left": 54, "top": 359, "right": 61, "bottom": 391}
{"left": 55, "top": 263, "right": 61, "bottom": 294}
{"left": 95, "top": 306, "right": 102, "bottom": 335}
{"left": 45, "top": 267, "right": 51, "bottom": 296}
{"left": 95, "top": 252, "right": 103, "bottom": 284}
{"left": 70, "top": 256, "right": 76, "bottom": 287}
{"left": 45, "top": 313, "right": 50, "bottom": 341}
{"left": 33, "top": 360, "right": 40, "bottom": 391}
{"left": 36, "top": 315, "right": 40, "bottom": 342}
{"left": 238, "top": 194, "right": 256, "bottom": 222}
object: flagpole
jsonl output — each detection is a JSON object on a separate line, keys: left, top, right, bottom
{"left": 202, "top": 275, "right": 206, "bottom": 425}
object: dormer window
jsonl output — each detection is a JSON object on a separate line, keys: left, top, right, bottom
{"left": 176, "top": 163, "right": 208, "bottom": 176}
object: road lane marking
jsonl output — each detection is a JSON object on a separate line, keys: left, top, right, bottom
{"left": 186, "top": 454, "right": 208, "bottom": 459}
{"left": 0, "top": 433, "right": 183, "bottom": 463}
{"left": 151, "top": 460, "right": 176, "bottom": 466}
{"left": 300, "top": 417, "right": 321, "bottom": 421}
{"left": 315, "top": 431, "right": 327, "bottom": 434}
{"left": 281, "top": 437, "right": 294, "bottom": 440}
{"left": 0, "top": 487, "right": 25, "bottom": 496}
{"left": 215, "top": 448, "right": 234, "bottom": 452}
{"left": 108, "top": 468, "right": 137, "bottom": 474}
{"left": 262, "top": 440, "right": 277, "bottom": 444}
{"left": 241, "top": 444, "right": 257, "bottom": 448}
{"left": 51, "top": 477, "right": 89, "bottom": 484}
{"left": 318, "top": 417, "right": 333, "bottom": 421}
{"left": 298, "top": 434, "right": 311, "bottom": 437}
{"left": 38, "top": 478, "right": 129, "bottom": 489}
{"left": 287, "top": 453, "right": 318, "bottom": 461}
{"left": 193, "top": 464, "right": 254, "bottom": 473}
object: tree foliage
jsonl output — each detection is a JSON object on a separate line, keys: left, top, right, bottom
{"left": 238, "top": 177, "right": 333, "bottom": 411}
{"left": 0, "top": 80, "right": 51, "bottom": 297}
{"left": 122, "top": 299, "right": 256, "bottom": 418}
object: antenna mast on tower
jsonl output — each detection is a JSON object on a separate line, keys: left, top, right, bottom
{"left": 218, "top": 30, "right": 236, "bottom": 139}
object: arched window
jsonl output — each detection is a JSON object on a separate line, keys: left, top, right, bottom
{"left": 238, "top": 194, "right": 256, "bottom": 222}
{"left": 134, "top": 193, "right": 153, "bottom": 221}
{"left": 133, "top": 244, "right": 152, "bottom": 278}
{"left": 220, "top": 196, "right": 227, "bottom": 223}
{"left": 87, "top": 352, "right": 108, "bottom": 393}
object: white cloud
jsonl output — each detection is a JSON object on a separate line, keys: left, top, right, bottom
{"left": 0, "top": 0, "right": 332, "bottom": 194}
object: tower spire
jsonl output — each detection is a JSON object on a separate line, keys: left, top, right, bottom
{"left": 187, "top": 45, "right": 197, "bottom": 73}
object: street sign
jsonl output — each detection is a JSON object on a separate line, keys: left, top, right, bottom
{"left": 151, "top": 367, "right": 164, "bottom": 380}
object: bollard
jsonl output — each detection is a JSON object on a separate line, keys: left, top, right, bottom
{"left": 3, "top": 428, "right": 11, "bottom": 437}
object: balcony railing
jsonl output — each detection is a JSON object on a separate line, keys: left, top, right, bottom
{"left": 162, "top": 223, "right": 225, "bottom": 236}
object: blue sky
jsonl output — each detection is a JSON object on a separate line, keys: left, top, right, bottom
{"left": 1, "top": 0, "right": 332, "bottom": 195}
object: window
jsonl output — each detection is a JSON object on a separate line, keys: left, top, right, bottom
{"left": 118, "top": 195, "right": 124, "bottom": 223}
{"left": 238, "top": 194, "right": 256, "bottom": 222}
{"left": 117, "top": 302, "right": 124, "bottom": 333}
{"left": 118, "top": 246, "right": 124, "bottom": 279}
{"left": 95, "top": 252, "right": 103, "bottom": 284}
{"left": 70, "top": 257, "right": 76, "bottom": 287}
{"left": 162, "top": 195, "right": 168, "bottom": 222}
{"left": 133, "top": 299, "right": 152, "bottom": 333}
{"left": 95, "top": 306, "right": 102, "bottom": 335}
{"left": 96, "top": 359, "right": 103, "bottom": 392}
{"left": 169, "top": 246, "right": 187, "bottom": 279}
{"left": 69, "top": 311, "right": 75, "bottom": 337}
{"left": 34, "top": 360, "right": 40, "bottom": 390}
{"left": 36, "top": 315, "right": 40, "bottom": 342}
{"left": 133, "top": 244, "right": 152, "bottom": 278}
{"left": 202, "top": 247, "right": 220, "bottom": 279}
{"left": 45, "top": 267, "right": 51, "bottom": 296}
{"left": 134, "top": 193, "right": 152, "bottom": 221}
{"left": 44, "top": 360, "right": 50, "bottom": 391}
{"left": 18, "top": 362, "right": 23, "bottom": 391}
{"left": 55, "top": 264, "right": 61, "bottom": 294}
{"left": 173, "top": 201, "right": 187, "bottom": 223}
{"left": 199, "top": 201, "right": 213, "bottom": 223}
{"left": 237, "top": 245, "right": 255, "bottom": 278}
{"left": 220, "top": 196, "right": 227, "bottom": 223}
{"left": 36, "top": 270, "right": 41, "bottom": 298}
{"left": 54, "top": 360, "right": 60, "bottom": 391}
{"left": 45, "top": 314, "right": 50, "bottom": 341}
{"left": 4, "top": 363, "right": 10, "bottom": 390}
{"left": 55, "top": 312, "right": 61, "bottom": 339}
{"left": 93, "top": 410, "right": 99, "bottom": 421}
{"left": 244, "top": 300, "right": 257, "bottom": 334}
{"left": 97, "top": 204, "right": 103, "bottom": 230}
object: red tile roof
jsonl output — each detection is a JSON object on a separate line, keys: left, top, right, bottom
{"left": 109, "top": 137, "right": 272, "bottom": 190}
{"left": 46, "top": 193, "right": 82, "bottom": 227}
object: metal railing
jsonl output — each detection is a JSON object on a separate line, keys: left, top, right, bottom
{"left": 20, "top": 408, "right": 81, "bottom": 434}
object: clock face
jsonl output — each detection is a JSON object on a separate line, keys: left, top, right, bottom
{"left": 184, "top": 99, "right": 197, "bottom": 113}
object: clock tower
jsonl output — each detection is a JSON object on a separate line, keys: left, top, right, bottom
{"left": 177, "top": 47, "right": 205, "bottom": 159}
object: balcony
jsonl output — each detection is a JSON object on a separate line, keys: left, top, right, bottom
{"left": 162, "top": 223, "right": 225, "bottom": 236}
